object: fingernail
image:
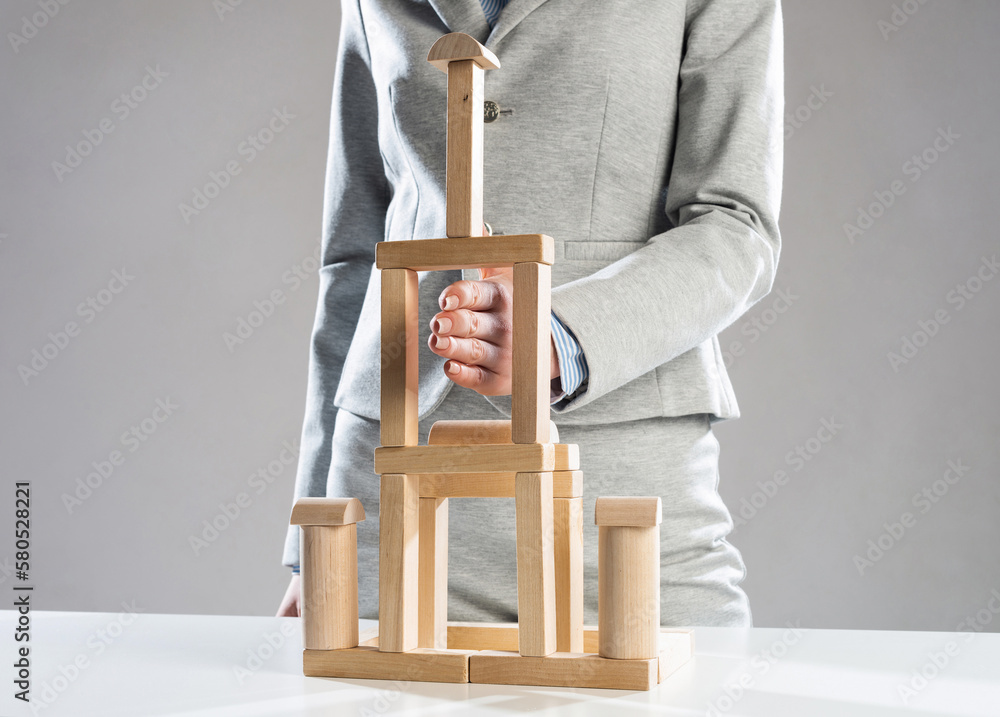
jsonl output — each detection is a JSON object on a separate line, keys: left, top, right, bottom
{"left": 446, "top": 361, "right": 460, "bottom": 375}
{"left": 434, "top": 317, "right": 452, "bottom": 334}
{"left": 443, "top": 295, "right": 458, "bottom": 310}
{"left": 435, "top": 335, "right": 449, "bottom": 350}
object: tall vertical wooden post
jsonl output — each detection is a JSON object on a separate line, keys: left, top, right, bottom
{"left": 427, "top": 32, "right": 499, "bottom": 238}
{"left": 380, "top": 268, "right": 419, "bottom": 447}
{"left": 379, "top": 474, "right": 419, "bottom": 652}
{"left": 515, "top": 470, "right": 557, "bottom": 656}
{"left": 511, "top": 262, "right": 551, "bottom": 444}
{"left": 446, "top": 59, "right": 485, "bottom": 239}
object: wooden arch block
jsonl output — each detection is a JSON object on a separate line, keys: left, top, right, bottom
{"left": 426, "top": 32, "right": 500, "bottom": 72}
{"left": 427, "top": 419, "right": 560, "bottom": 445}
{"left": 290, "top": 497, "right": 366, "bottom": 527}
{"left": 290, "top": 497, "right": 367, "bottom": 651}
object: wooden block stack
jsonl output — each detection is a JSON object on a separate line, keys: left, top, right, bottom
{"left": 289, "top": 31, "right": 693, "bottom": 691}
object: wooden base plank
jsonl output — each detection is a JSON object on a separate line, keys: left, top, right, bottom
{"left": 470, "top": 651, "right": 658, "bottom": 691}
{"left": 657, "top": 630, "right": 696, "bottom": 683}
{"left": 304, "top": 645, "right": 473, "bottom": 683}
{"left": 306, "top": 625, "right": 693, "bottom": 690}
{"left": 447, "top": 622, "right": 519, "bottom": 651}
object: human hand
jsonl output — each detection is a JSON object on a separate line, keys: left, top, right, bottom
{"left": 429, "top": 265, "right": 560, "bottom": 396}
{"left": 276, "top": 574, "right": 301, "bottom": 617}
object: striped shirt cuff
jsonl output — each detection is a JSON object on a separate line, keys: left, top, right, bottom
{"left": 291, "top": 565, "right": 300, "bottom": 575}
{"left": 549, "top": 312, "right": 589, "bottom": 405}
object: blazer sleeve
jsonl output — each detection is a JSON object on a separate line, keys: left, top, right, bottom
{"left": 282, "top": 0, "right": 389, "bottom": 567}
{"left": 548, "top": 0, "right": 784, "bottom": 413}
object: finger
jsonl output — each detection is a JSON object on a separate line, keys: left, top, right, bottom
{"left": 430, "top": 308, "right": 509, "bottom": 343}
{"left": 443, "top": 359, "right": 505, "bottom": 395}
{"left": 438, "top": 278, "right": 505, "bottom": 312}
{"left": 427, "top": 332, "right": 506, "bottom": 370}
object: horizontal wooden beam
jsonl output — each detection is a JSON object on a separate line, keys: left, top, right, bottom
{"left": 375, "top": 235, "right": 553, "bottom": 271}
{"left": 417, "top": 470, "right": 582, "bottom": 498}
{"left": 375, "top": 443, "right": 579, "bottom": 474}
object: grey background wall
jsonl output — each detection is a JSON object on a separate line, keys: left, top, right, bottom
{"left": 1, "top": 1, "right": 997, "bottom": 633}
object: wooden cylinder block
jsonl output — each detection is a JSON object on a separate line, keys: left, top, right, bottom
{"left": 301, "top": 524, "right": 359, "bottom": 650}
{"left": 596, "top": 497, "right": 662, "bottom": 660}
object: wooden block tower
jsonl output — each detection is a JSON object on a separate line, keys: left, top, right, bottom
{"left": 290, "top": 32, "right": 693, "bottom": 690}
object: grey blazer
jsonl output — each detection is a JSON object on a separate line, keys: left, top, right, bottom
{"left": 293, "top": 0, "right": 783, "bottom": 500}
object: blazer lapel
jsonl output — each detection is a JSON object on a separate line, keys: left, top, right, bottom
{"left": 485, "top": 0, "right": 551, "bottom": 48}
{"left": 426, "top": 0, "right": 552, "bottom": 48}
{"left": 426, "top": 0, "right": 492, "bottom": 43}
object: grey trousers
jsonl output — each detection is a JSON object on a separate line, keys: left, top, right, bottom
{"left": 293, "top": 384, "right": 752, "bottom": 628}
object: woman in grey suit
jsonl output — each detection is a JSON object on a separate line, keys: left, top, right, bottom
{"left": 278, "top": 0, "right": 784, "bottom": 628}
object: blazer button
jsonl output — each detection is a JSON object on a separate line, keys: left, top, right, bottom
{"left": 484, "top": 100, "right": 500, "bottom": 123}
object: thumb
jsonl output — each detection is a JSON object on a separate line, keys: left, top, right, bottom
{"left": 477, "top": 266, "right": 513, "bottom": 281}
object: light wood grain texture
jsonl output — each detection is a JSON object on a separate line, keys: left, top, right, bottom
{"left": 657, "top": 630, "right": 695, "bottom": 683}
{"left": 429, "top": 418, "right": 513, "bottom": 444}
{"left": 426, "top": 31, "right": 500, "bottom": 73}
{"left": 469, "top": 651, "right": 658, "bottom": 691}
{"left": 594, "top": 496, "right": 662, "bottom": 527}
{"left": 290, "top": 497, "right": 365, "bottom": 527}
{"left": 417, "top": 469, "right": 582, "bottom": 498}
{"left": 442, "top": 623, "right": 692, "bottom": 660}
{"left": 418, "top": 497, "right": 449, "bottom": 649}
{"left": 428, "top": 418, "right": 558, "bottom": 445}
{"left": 515, "top": 471, "right": 557, "bottom": 656}
{"left": 428, "top": 420, "right": 571, "bottom": 461}
{"left": 598, "top": 523, "right": 661, "bottom": 660}
{"left": 445, "top": 59, "right": 484, "bottom": 238}
{"left": 554, "top": 497, "right": 584, "bottom": 653}
{"left": 300, "top": 524, "right": 358, "bottom": 650}
{"left": 553, "top": 444, "right": 580, "bottom": 471}
{"left": 376, "top": 235, "right": 554, "bottom": 271}
{"left": 380, "top": 268, "right": 419, "bottom": 447}
{"left": 304, "top": 645, "right": 474, "bottom": 683}
{"left": 447, "top": 622, "right": 519, "bottom": 651}
{"left": 379, "top": 474, "right": 419, "bottom": 652}
{"left": 375, "top": 442, "right": 579, "bottom": 474}
{"left": 359, "top": 625, "right": 379, "bottom": 648}
{"left": 511, "top": 262, "right": 551, "bottom": 444}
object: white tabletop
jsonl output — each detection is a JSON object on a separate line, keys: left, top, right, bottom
{"left": 1, "top": 610, "right": 998, "bottom": 716}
